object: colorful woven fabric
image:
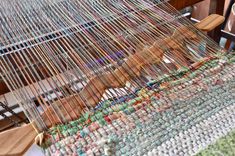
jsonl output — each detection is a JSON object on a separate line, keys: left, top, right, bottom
{"left": 43, "top": 54, "right": 235, "bottom": 156}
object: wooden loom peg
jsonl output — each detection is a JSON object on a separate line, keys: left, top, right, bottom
{"left": 195, "top": 14, "right": 225, "bottom": 32}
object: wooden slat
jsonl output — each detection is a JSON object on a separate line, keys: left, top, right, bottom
{"left": 195, "top": 14, "right": 225, "bottom": 32}
{"left": 0, "top": 124, "right": 37, "bottom": 156}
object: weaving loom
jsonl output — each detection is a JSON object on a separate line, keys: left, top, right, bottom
{"left": 0, "top": 0, "right": 234, "bottom": 155}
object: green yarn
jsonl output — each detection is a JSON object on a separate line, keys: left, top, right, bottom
{"left": 128, "top": 99, "right": 136, "bottom": 105}
{"left": 62, "top": 131, "right": 69, "bottom": 137}
{"left": 102, "top": 109, "right": 109, "bottom": 115}
{"left": 62, "top": 125, "right": 68, "bottom": 131}
{"left": 83, "top": 112, "right": 90, "bottom": 120}
{"left": 90, "top": 115, "right": 96, "bottom": 122}
{"left": 68, "top": 128, "right": 77, "bottom": 135}
{"left": 107, "top": 107, "right": 114, "bottom": 113}
{"left": 102, "top": 100, "right": 112, "bottom": 109}
{"left": 98, "top": 118, "right": 107, "bottom": 126}
{"left": 70, "top": 120, "right": 78, "bottom": 127}
{"left": 78, "top": 125, "right": 83, "bottom": 130}
{"left": 95, "top": 111, "right": 103, "bottom": 119}
{"left": 78, "top": 117, "right": 86, "bottom": 124}
{"left": 119, "top": 104, "right": 126, "bottom": 111}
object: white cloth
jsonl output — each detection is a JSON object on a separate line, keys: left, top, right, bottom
{"left": 24, "top": 144, "right": 44, "bottom": 156}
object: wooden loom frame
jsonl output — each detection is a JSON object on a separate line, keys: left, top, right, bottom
{"left": 0, "top": 0, "right": 225, "bottom": 155}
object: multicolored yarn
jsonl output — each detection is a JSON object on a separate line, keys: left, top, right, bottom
{"left": 42, "top": 53, "right": 235, "bottom": 156}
